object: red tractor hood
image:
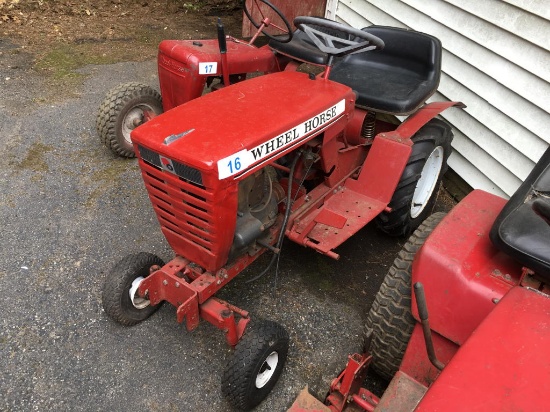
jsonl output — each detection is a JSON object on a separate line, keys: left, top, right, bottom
{"left": 131, "top": 71, "right": 355, "bottom": 182}
{"left": 416, "top": 286, "right": 550, "bottom": 411}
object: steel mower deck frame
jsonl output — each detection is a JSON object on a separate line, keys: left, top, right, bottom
{"left": 100, "top": 11, "right": 465, "bottom": 411}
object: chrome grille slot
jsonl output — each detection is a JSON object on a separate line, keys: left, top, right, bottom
{"left": 138, "top": 145, "right": 162, "bottom": 168}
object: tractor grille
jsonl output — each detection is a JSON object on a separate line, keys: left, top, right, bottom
{"left": 138, "top": 145, "right": 203, "bottom": 186}
{"left": 137, "top": 146, "right": 215, "bottom": 257}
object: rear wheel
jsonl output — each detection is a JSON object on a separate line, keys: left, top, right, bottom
{"left": 365, "top": 212, "right": 446, "bottom": 380}
{"left": 376, "top": 119, "right": 452, "bottom": 237}
{"left": 222, "top": 320, "right": 289, "bottom": 411}
{"left": 102, "top": 252, "right": 164, "bottom": 326}
{"left": 97, "top": 82, "right": 163, "bottom": 158}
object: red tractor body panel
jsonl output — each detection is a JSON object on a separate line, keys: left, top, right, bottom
{"left": 158, "top": 40, "right": 280, "bottom": 111}
{"left": 399, "top": 325, "right": 459, "bottom": 387}
{"left": 411, "top": 190, "right": 523, "bottom": 345}
{"left": 286, "top": 134, "right": 412, "bottom": 258}
{"left": 131, "top": 71, "right": 355, "bottom": 272}
{"left": 415, "top": 286, "right": 550, "bottom": 411}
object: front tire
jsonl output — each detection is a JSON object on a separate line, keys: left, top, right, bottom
{"left": 365, "top": 212, "right": 446, "bottom": 380}
{"left": 376, "top": 119, "right": 452, "bottom": 237}
{"left": 222, "top": 320, "right": 289, "bottom": 411}
{"left": 96, "top": 82, "right": 163, "bottom": 158}
{"left": 102, "top": 252, "right": 164, "bottom": 326}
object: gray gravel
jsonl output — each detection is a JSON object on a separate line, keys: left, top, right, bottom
{"left": 0, "top": 38, "right": 452, "bottom": 411}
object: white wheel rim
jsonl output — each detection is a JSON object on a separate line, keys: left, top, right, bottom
{"left": 411, "top": 146, "right": 444, "bottom": 219}
{"left": 129, "top": 276, "right": 150, "bottom": 309}
{"left": 122, "top": 105, "right": 155, "bottom": 144}
{"left": 255, "top": 351, "right": 279, "bottom": 389}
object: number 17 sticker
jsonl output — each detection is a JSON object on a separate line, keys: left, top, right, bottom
{"left": 199, "top": 62, "right": 218, "bottom": 75}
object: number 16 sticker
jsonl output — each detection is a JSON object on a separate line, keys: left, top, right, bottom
{"left": 199, "top": 62, "right": 218, "bottom": 75}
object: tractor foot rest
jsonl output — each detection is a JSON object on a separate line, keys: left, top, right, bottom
{"left": 287, "top": 386, "right": 331, "bottom": 412}
{"left": 289, "top": 188, "right": 386, "bottom": 258}
{"left": 375, "top": 371, "right": 427, "bottom": 412}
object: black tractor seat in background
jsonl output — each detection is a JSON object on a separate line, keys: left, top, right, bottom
{"left": 490, "top": 147, "right": 550, "bottom": 282}
{"left": 270, "top": 24, "right": 442, "bottom": 115}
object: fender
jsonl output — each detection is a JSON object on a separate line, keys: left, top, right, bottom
{"left": 386, "top": 101, "right": 466, "bottom": 141}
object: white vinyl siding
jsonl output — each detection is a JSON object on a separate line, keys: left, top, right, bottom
{"left": 326, "top": 0, "right": 550, "bottom": 197}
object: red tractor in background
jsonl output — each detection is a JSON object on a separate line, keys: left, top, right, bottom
{"left": 100, "top": 7, "right": 465, "bottom": 412}
{"left": 97, "top": 0, "right": 296, "bottom": 158}
{"left": 290, "top": 149, "right": 550, "bottom": 412}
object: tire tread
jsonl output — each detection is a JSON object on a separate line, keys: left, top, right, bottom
{"left": 222, "top": 320, "right": 289, "bottom": 411}
{"left": 366, "top": 212, "right": 446, "bottom": 380}
{"left": 96, "top": 82, "right": 162, "bottom": 158}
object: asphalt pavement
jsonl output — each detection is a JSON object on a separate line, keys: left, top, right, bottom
{"left": 0, "top": 39, "right": 449, "bottom": 411}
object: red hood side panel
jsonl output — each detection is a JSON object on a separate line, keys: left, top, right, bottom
{"left": 416, "top": 286, "right": 550, "bottom": 411}
{"left": 412, "top": 190, "right": 523, "bottom": 344}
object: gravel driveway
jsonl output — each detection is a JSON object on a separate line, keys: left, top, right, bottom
{"left": 0, "top": 37, "right": 453, "bottom": 411}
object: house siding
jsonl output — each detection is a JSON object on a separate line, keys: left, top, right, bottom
{"left": 326, "top": 0, "right": 550, "bottom": 197}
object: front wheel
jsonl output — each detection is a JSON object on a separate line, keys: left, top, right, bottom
{"left": 102, "top": 252, "right": 165, "bottom": 326}
{"left": 96, "top": 82, "right": 163, "bottom": 158}
{"left": 376, "top": 118, "right": 453, "bottom": 237}
{"left": 222, "top": 320, "right": 289, "bottom": 411}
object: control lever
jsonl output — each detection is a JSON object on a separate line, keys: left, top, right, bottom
{"left": 414, "top": 282, "right": 445, "bottom": 371}
{"left": 217, "top": 18, "right": 231, "bottom": 87}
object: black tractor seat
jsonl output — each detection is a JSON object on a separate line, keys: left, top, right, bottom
{"left": 270, "top": 25, "right": 442, "bottom": 115}
{"left": 490, "top": 147, "right": 550, "bottom": 282}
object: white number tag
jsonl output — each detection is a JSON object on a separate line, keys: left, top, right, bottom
{"left": 217, "top": 149, "right": 254, "bottom": 180}
{"left": 199, "top": 62, "right": 218, "bottom": 75}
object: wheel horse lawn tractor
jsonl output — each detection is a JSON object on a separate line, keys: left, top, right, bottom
{"left": 290, "top": 152, "right": 550, "bottom": 412}
{"left": 100, "top": 12, "right": 465, "bottom": 412}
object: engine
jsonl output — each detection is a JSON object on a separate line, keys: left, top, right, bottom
{"left": 230, "top": 166, "right": 284, "bottom": 259}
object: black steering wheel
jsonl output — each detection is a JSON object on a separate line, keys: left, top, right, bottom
{"left": 243, "top": 0, "right": 293, "bottom": 43}
{"left": 294, "top": 16, "right": 384, "bottom": 58}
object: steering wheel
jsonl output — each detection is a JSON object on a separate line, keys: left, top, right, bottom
{"left": 243, "top": 0, "right": 293, "bottom": 43}
{"left": 294, "top": 16, "right": 384, "bottom": 58}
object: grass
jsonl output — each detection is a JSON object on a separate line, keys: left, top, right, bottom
{"left": 84, "top": 160, "right": 131, "bottom": 208}
{"left": 35, "top": 43, "right": 119, "bottom": 78}
{"left": 17, "top": 142, "right": 53, "bottom": 173}
{"left": 33, "top": 38, "right": 157, "bottom": 97}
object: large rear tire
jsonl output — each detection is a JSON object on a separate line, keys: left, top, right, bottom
{"left": 376, "top": 119, "right": 452, "bottom": 237}
{"left": 365, "top": 212, "right": 446, "bottom": 380}
{"left": 222, "top": 320, "right": 289, "bottom": 411}
{"left": 96, "top": 82, "right": 163, "bottom": 158}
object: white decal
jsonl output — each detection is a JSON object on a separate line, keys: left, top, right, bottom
{"left": 199, "top": 62, "right": 218, "bottom": 75}
{"left": 217, "top": 99, "right": 346, "bottom": 179}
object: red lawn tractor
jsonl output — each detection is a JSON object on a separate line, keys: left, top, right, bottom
{"left": 100, "top": 13, "right": 464, "bottom": 411}
{"left": 290, "top": 148, "right": 550, "bottom": 412}
{"left": 97, "top": 0, "right": 296, "bottom": 158}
